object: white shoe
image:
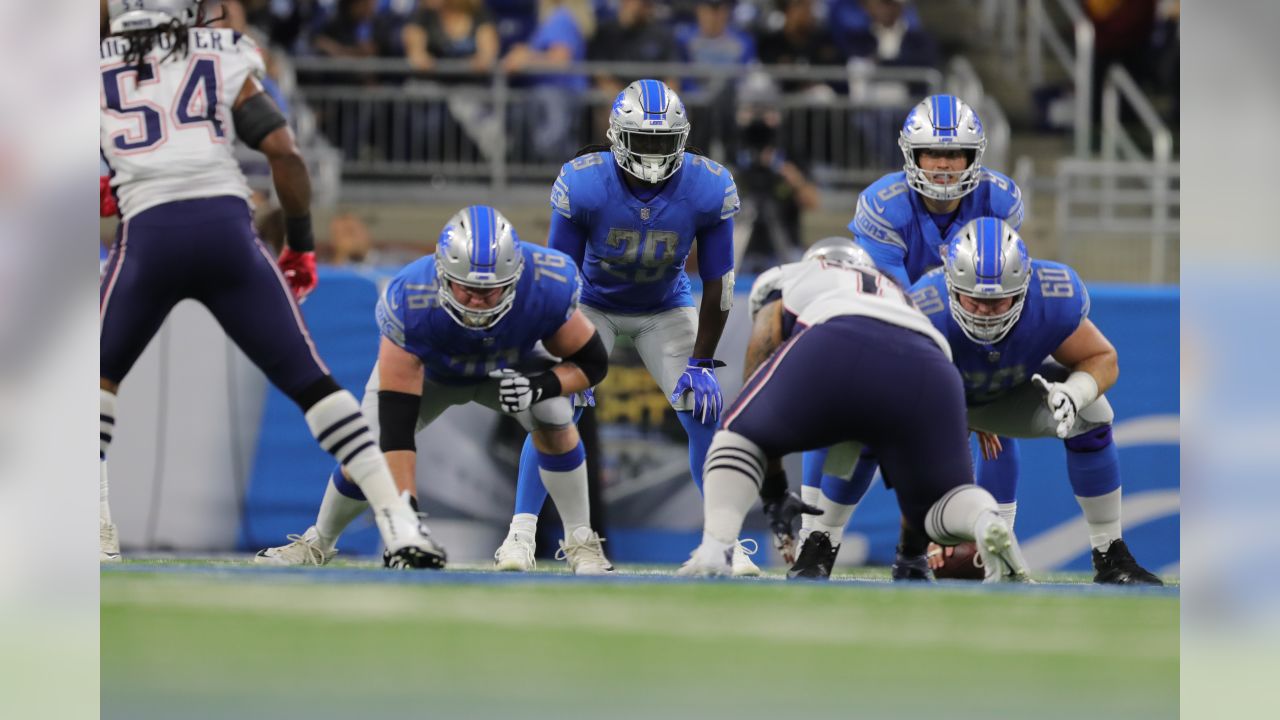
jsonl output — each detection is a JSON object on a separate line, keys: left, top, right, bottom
{"left": 556, "top": 527, "right": 614, "bottom": 575}
{"left": 377, "top": 504, "right": 448, "bottom": 570}
{"left": 494, "top": 530, "right": 537, "bottom": 571}
{"left": 975, "top": 512, "right": 1032, "bottom": 583}
{"left": 677, "top": 542, "right": 733, "bottom": 577}
{"left": 100, "top": 520, "right": 121, "bottom": 563}
{"left": 254, "top": 526, "right": 337, "bottom": 567}
{"left": 732, "top": 539, "right": 761, "bottom": 577}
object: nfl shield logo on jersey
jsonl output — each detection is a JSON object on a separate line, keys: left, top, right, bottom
{"left": 640, "top": 207, "right": 651, "bottom": 221}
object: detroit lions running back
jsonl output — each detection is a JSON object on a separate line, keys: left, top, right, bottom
{"left": 99, "top": 0, "right": 438, "bottom": 567}
{"left": 679, "top": 237, "right": 1030, "bottom": 582}
{"left": 492, "top": 79, "right": 759, "bottom": 575}
{"left": 255, "top": 206, "right": 615, "bottom": 575}
{"left": 795, "top": 94, "right": 1028, "bottom": 580}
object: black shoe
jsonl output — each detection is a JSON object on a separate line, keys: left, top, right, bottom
{"left": 1092, "top": 539, "right": 1162, "bottom": 585}
{"left": 787, "top": 532, "right": 839, "bottom": 580}
{"left": 891, "top": 549, "right": 935, "bottom": 582}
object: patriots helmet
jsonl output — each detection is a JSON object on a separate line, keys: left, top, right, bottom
{"left": 435, "top": 206, "right": 525, "bottom": 330}
{"left": 802, "top": 237, "right": 876, "bottom": 271}
{"left": 943, "top": 217, "right": 1031, "bottom": 344}
{"left": 899, "top": 94, "right": 987, "bottom": 201}
{"left": 607, "top": 79, "right": 691, "bottom": 184}
{"left": 108, "top": 0, "right": 202, "bottom": 34}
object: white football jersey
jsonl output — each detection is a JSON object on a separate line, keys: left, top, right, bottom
{"left": 748, "top": 259, "right": 951, "bottom": 359}
{"left": 100, "top": 27, "right": 266, "bottom": 219}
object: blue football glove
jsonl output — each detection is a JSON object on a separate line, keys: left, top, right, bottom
{"left": 670, "top": 358, "right": 727, "bottom": 425}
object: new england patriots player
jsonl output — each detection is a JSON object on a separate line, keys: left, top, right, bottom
{"left": 491, "top": 79, "right": 755, "bottom": 574}
{"left": 909, "top": 218, "right": 1161, "bottom": 584}
{"left": 794, "top": 94, "right": 1028, "bottom": 579}
{"left": 99, "top": 0, "right": 439, "bottom": 567}
{"left": 256, "top": 206, "right": 616, "bottom": 574}
{"left": 679, "top": 238, "right": 1030, "bottom": 582}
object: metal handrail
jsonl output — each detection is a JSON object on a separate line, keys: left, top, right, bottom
{"left": 1026, "top": 0, "right": 1094, "bottom": 157}
{"left": 1101, "top": 64, "right": 1173, "bottom": 165}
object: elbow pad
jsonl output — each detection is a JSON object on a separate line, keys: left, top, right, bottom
{"left": 377, "top": 390, "right": 421, "bottom": 452}
{"left": 232, "top": 93, "right": 288, "bottom": 149}
{"left": 565, "top": 331, "right": 609, "bottom": 387}
{"left": 720, "top": 270, "right": 735, "bottom": 312}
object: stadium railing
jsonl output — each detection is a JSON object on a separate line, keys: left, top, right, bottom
{"left": 1024, "top": 0, "right": 1095, "bottom": 158}
{"left": 285, "top": 58, "right": 943, "bottom": 190}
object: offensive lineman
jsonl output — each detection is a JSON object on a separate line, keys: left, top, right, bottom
{"left": 99, "top": 0, "right": 439, "bottom": 566}
{"left": 256, "top": 206, "right": 615, "bottom": 574}
{"left": 794, "top": 94, "right": 1027, "bottom": 579}
{"left": 491, "top": 80, "right": 760, "bottom": 575}
{"left": 679, "top": 238, "right": 1030, "bottom": 581}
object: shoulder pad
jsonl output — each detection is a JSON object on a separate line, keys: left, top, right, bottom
{"left": 979, "top": 169, "right": 1024, "bottom": 229}
{"left": 907, "top": 268, "right": 948, "bottom": 317}
{"left": 1031, "top": 260, "right": 1089, "bottom": 322}
{"left": 551, "top": 153, "right": 609, "bottom": 219}
{"left": 687, "top": 154, "right": 740, "bottom": 220}
{"left": 748, "top": 265, "right": 787, "bottom": 319}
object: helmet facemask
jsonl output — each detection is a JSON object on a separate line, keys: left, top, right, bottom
{"left": 433, "top": 206, "right": 525, "bottom": 330}
{"left": 436, "top": 269, "right": 521, "bottom": 330}
{"left": 901, "top": 142, "right": 985, "bottom": 201}
{"left": 608, "top": 123, "right": 689, "bottom": 184}
{"left": 945, "top": 277, "right": 1028, "bottom": 345}
{"left": 899, "top": 94, "right": 987, "bottom": 202}
{"left": 943, "top": 217, "right": 1031, "bottom": 345}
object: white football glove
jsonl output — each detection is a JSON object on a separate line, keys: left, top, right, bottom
{"left": 491, "top": 369, "right": 535, "bottom": 413}
{"left": 1030, "top": 372, "right": 1097, "bottom": 439}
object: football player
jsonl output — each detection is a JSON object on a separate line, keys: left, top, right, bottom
{"left": 679, "top": 238, "right": 1030, "bottom": 582}
{"left": 256, "top": 206, "right": 615, "bottom": 574}
{"left": 794, "top": 94, "right": 1028, "bottom": 579}
{"left": 99, "top": 0, "right": 438, "bottom": 566}
{"left": 491, "top": 80, "right": 757, "bottom": 575}
{"left": 909, "top": 218, "right": 1161, "bottom": 584}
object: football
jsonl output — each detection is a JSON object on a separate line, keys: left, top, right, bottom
{"left": 933, "top": 541, "right": 986, "bottom": 580}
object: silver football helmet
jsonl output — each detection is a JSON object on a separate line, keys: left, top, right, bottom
{"left": 802, "top": 237, "right": 875, "bottom": 271}
{"left": 607, "top": 79, "right": 691, "bottom": 184}
{"left": 435, "top": 206, "right": 524, "bottom": 330}
{"left": 943, "top": 217, "right": 1030, "bottom": 345}
{"left": 108, "top": 0, "right": 202, "bottom": 34}
{"left": 899, "top": 94, "right": 987, "bottom": 202}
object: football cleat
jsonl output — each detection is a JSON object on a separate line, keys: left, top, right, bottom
{"left": 890, "top": 548, "right": 935, "bottom": 582}
{"left": 100, "top": 520, "right": 121, "bottom": 563}
{"left": 378, "top": 508, "right": 447, "bottom": 570}
{"left": 974, "top": 512, "right": 1032, "bottom": 583}
{"left": 494, "top": 530, "right": 537, "bottom": 572}
{"left": 556, "top": 527, "right": 614, "bottom": 575}
{"left": 254, "top": 526, "right": 337, "bottom": 567}
{"left": 1092, "top": 539, "right": 1163, "bottom": 585}
{"left": 677, "top": 542, "right": 733, "bottom": 577}
{"left": 787, "top": 531, "right": 839, "bottom": 580}
{"left": 732, "top": 539, "right": 762, "bottom": 577}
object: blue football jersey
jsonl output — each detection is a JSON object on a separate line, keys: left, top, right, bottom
{"left": 375, "top": 245, "right": 582, "bottom": 385}
{"left": 909, "top": 260, "right": 1090, "bottom": 406}
{"left": 550, "top": 151, "right": 739, "bottom": 314}
{"left": 850, "top": 169, "right": 1024, "bottom": 287}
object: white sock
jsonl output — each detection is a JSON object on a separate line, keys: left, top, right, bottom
{"left": 314, "top": 475, "right": 369, "bottom": 550}
{"left": 508, "top": 513, "right": 538, "bottom": 538}
{"left": 702, "top": 432, "right": 766, "bottom": 545}
{"left": 811, "top": 494, "right": 857, "bottom": 548}
{"left": 997, "top": 501, "right": 1017, "bottom": 531}
{"left": 304, "top": 390, "right": 401, "bottom": 514}
{"left": 539, "top": 460, "right": 590, "bottom": 536}
{"left": 100, "top": 389, "right": 116, "bottom": 525}
{"left": 925, "top": 485, "right": 998, "bottom": 545}
{"left": 1076, "top": 488, "right": 1122, "bottom": 550}
{"left": 799, "top": 485, "right": 821, "bottom": 540}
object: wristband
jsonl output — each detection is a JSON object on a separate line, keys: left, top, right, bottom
{"left": 285, "top": 214, "right": 315, "bottom": 253}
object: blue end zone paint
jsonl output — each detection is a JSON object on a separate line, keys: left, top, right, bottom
{"left": 101, "top": 564, "right": 1179, "bottom": 598}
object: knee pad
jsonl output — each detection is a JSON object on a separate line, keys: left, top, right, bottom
{"left": 1065, "top": 424, "right": 1113, "bottom": 453}
{"left": 704, "top": 430, "right": 766, "bottom": 487}
{"left": 925, "top": 484, "right": 997, "bottom": 546}
{"left": 529, "top": 395, "right": 575, "bottom": 430}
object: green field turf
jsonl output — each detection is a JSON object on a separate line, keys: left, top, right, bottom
{"left": 102, "top": 560, "right": 1178, "bottom": 720}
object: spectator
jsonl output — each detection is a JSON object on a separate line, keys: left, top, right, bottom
{"left": 731, "top": 73, "right": 820, "bottom": 273}
{"left": 402, "top": 0, "right": 499, "bottom": 73}
{"left": 755, "top": 0, "right": 843, "bottom": 95}
{"left": 1084, "top": 0, "right": 1157, "bottom": 133}
{"left": 313, "top": 0, "right": 379, "bottom": 59}
{"left": 588, "top": 0, "right": 680, "bottom": 98}
{"left": 489, "top": 0, "right": 543, "bottom": 54}
{"left": 842, "top": 0, "right": 938, "bottom": 70}
{"left": 679, "top": 0, "right": 755, "bottom": 158}
{"left": 502, "top": 1, "right": 597, "bottom": 160}
{"left": 328, "top": 212, "right": 375, "bottom": 266}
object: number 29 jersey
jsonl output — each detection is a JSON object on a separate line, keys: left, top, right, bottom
{"left": 100, "top": 27, "right": 264, "bottom": 220}
{"left": 550, "top": 151, "right": 739, "bottom": 314}
{"left": 909, "top": 260, "right": 1090, "bottom": 405}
